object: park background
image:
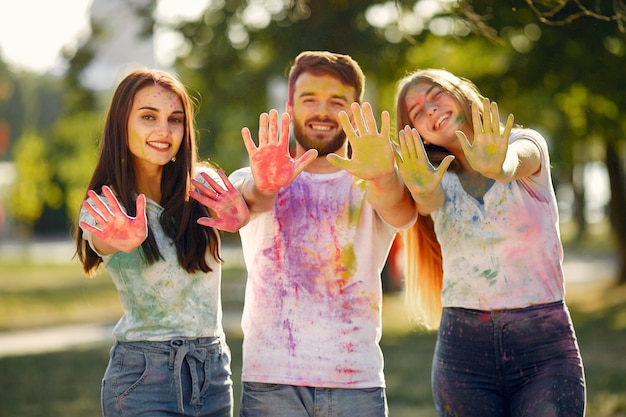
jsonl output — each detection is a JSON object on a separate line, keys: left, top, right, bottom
{"left": 0, "top": 0, "right": 625, "bottom": 416}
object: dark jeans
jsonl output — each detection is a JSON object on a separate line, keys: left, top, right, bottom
{"left": 432, "top": 301, "right": 586, "bottom": 417}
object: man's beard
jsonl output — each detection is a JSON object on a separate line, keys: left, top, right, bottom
{"left": 293, "top": 116, "right": 346, "bottom": 156}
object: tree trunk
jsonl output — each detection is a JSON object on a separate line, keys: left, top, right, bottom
{"left": 572, "top": 163, "right": 587, "bottom": 239}
{"left": 605, "top": 140, "right": 626, "bottom": 285}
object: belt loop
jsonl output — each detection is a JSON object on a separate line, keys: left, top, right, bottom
{"left": 168, "top": 339, "right": 183, "bottom": 370}
{"left": 168, "top": 345, "right": 176, "bottom": 370}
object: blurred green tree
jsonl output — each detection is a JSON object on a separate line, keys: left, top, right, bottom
{"left": 51, "top": 112, "right": 103, "bottom": 223}
{"left": 0, "top": 59, "right": 21, "bottom": 158}
{"left": 7, "top": 130, "right": 63, "bottom": 239}
{"left": 51, "top": 0, "right": 626, "bottom": 283}
{"left": 1, "top": 70, "right": 72, "bottom": 237}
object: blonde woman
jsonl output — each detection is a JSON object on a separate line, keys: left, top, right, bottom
{"left": 394, "top": 69, "right": 585, "bottom": 417}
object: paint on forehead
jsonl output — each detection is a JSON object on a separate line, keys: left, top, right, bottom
{"left": 405, "top": 83, "right": 434, "bottom": 107}
{"left": 167, "top": 92, "right": 181, "bottom": 107}
{"left": 137, "top": 85, "right": 182, "bottom": 110}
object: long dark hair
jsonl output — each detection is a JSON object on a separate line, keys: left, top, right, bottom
{"left": 74, "top": 68, "right": 220, "bottom": 276}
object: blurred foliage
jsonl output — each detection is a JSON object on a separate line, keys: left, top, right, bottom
{"left": 1, "top": 0, "right": 625, "bottom": 281}
{"left": 0, "top": 69, "right": 23, "bottom": 155}
{"left": 7, "top": 130, "right": 63, "bottom": 234}
{"left": 0, "top": 71, "right": 66, "bottom": 161}
{"left": 52, "top": 112, "right": 104, "bottom": 222}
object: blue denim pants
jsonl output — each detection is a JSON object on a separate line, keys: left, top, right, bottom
{"left": 239, "top": 382, "right": 388, "bottom": 417}
{"left": 101, "top": 336, "right": 233, "bottom": 417}
{"left": 432, "top": 301, "right": 586, "bottom": 417}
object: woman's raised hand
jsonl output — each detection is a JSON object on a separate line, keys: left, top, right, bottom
{"left": 79, "top": 185, "right": 148, "bottom": 253}
{"left": 456, "top": 98, "right": 514, "bottom": 179}
{"left": 190, "top": 170, "right": 250, "bottom": 232}
{"left": 395, "top": 126, "right": 454, "bottom": 197}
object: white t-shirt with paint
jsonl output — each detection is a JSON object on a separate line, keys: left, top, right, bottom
{"left": 432, "top": 128, "right": 565, "bottom": 310}
{"left": 231, "top": 168, "right": 408, "bottom": 388}
{"left": 79, "top": 167, "right": 224, "bottom": 342}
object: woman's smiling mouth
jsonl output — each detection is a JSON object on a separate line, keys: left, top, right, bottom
{"left": 434, "top": 113, "right": 451, "bottom": 130}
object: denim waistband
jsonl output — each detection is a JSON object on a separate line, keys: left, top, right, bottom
{"left": 444, "top": 300, "right": 565, "bottom": 319}
{"left": 119, "top": 336, "right": 221, "bottom": 353}
{"left": 118, "top": 336, "right": 222, "bottom": 413}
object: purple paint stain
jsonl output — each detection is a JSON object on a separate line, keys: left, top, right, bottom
{"left": 282, "top": 319, "right": 297, "bottom": 356}
{"left": 273, "top": 180, "right": 349, "bottom": 296}
{"left": 249, "top": 173, "right": 377, "bottom": 373}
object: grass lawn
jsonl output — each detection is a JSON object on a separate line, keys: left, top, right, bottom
{"left": 1, "top": 250, "right": 625, "bottom": 416}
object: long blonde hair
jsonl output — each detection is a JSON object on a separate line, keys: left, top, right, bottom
{"left": 401, "top": 215, "right": 443, "bottom": 329}
{"left": 396, "top": 69, "right": 485, "bottom": 329}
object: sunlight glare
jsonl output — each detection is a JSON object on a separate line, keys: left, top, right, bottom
{"left": 0, "top": 0, "right": 92, "bottom": 73}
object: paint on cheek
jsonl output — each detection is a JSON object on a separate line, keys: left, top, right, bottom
{"left": 128, "top": 129, "right": 147, "bottom": 157}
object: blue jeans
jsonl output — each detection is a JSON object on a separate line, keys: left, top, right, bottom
{"left": 101, "top": 337, "right": 233, "bottom": 417}
{"left": 432, "top": 301, "right": 586, "bottom": 417}
{"left": 240, "top": 383, "right": 388, "bottom": 417}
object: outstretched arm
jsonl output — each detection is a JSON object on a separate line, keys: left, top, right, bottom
{"left": 328, "top": 102, "right": 416, "bottom": 228}
{"left": 79, "top": 185, "right": 148, "bottom": 255}
{"left": 234, "top": 109, "right": 317, "bottom": 216}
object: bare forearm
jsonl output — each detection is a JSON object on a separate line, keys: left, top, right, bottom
{"left": 367, "top": 171, "right": 417, "bottom": 227}
{"left": 409, "top": 186, "right": 445, "bottom": 216}
{"left": 486, "top": 138, "right": 541, "bottom": 182}
{"left": 237, "top": 175, "right": 277, "bottom": 216}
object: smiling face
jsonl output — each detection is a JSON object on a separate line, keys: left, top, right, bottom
{"left": 404, "top": 82, "right": 467, "bottom": 148}
{"left": 127, "top": 85, "right": 185, "bottom": 171}
{"left": 287, "top": 72, "right": 357, "bottom": 156}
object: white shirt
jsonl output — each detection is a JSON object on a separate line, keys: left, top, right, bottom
{"left": 80, "top": 167, "right": 224, "bottom": 341}
{"left": 231, "top": 168, "right": 409, "bottom": 388}
{"left": 432, "top": 129, "right": 565, "bottom": 310}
